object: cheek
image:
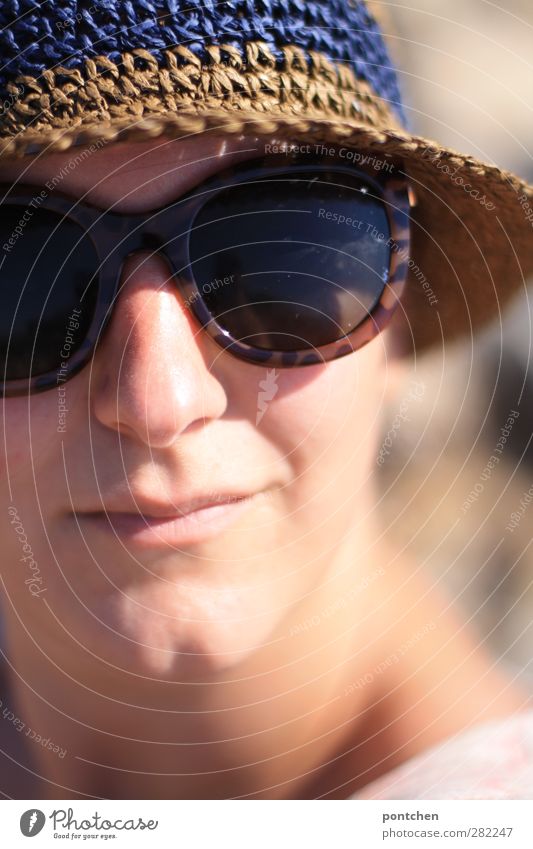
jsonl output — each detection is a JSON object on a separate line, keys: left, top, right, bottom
{"left": 0, "top": 393, "right": 65, "bottom": 490}
{"left": 258, "top": 344, "right": 388, "bottom": 471}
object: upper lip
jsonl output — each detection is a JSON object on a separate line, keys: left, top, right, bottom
{"left": 76, "top": 493, "right": 256, "bottom": 519}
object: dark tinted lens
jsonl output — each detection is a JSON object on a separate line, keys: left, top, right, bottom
{"left": 0, "top": 204, "right": 99, "bottom": 381}
{"left": 189, "top": 169, "right": 391, "bottom": 351}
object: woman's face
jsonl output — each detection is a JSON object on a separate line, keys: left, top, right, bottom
{"left": 0, "top": 134, "right": 393, "bottom": 679}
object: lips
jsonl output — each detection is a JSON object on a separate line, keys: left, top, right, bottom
{"left": 80, "top": 492, "right": 253, "bottom": 520}
{"left": 74, "top": 491, "right": 263, "bottom": 548}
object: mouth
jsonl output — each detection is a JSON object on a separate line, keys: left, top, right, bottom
{"left": 74, "top": 493, "right": 264, "bottom": 548}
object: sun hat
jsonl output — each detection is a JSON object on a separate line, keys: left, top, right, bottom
{"left": 0, "top": 0, "right": 532, "bottom": 353}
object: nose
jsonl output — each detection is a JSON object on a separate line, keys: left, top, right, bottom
{"left": 90, "top": 250, "right": 227, "bottom": 447}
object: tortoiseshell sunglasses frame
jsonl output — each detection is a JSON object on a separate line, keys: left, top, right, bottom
{"left": 0, "top": 148, "right": 412, "bottom": 397}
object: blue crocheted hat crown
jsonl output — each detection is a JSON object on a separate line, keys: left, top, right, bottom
{"left": 0, "top": 0, "right": 406, "bottom": 156}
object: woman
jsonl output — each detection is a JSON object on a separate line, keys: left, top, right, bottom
{"left": 0, "top": 0, "right": 531, "bottom": 800}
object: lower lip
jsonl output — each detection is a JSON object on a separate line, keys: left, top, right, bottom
{"left": 78, "top": 498, "right": 257, "bottom": 548}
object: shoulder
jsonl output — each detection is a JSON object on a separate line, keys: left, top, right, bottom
{"left": 351, "top": 709, "right": 533, "bottom": 800}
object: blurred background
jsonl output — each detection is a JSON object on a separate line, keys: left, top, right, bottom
{"left": 373, "top": 1, "right": 533, "bottom": 688}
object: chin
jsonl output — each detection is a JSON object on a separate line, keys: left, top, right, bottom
{"left": 92, "top": 582, "right": 278, "bottom": 679}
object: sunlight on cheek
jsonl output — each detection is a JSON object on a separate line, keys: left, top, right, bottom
{"left": 259, "top": 340, "right": 388, "bottom": 456}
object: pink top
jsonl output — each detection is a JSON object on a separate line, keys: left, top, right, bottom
{"left": 351, "top": 710, "right": 533, "bottom": 799}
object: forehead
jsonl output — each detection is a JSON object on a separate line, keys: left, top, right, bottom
{"left": 0, "top": 132, "right": 274, "bottom": 212}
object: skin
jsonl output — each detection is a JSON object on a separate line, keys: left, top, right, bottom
{"left": 0, "top": 133, "right": 528, "bottom": 800}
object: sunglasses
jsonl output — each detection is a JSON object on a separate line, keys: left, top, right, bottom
{"left": 0, "top": 150, "right": 411, "bottom": 397}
